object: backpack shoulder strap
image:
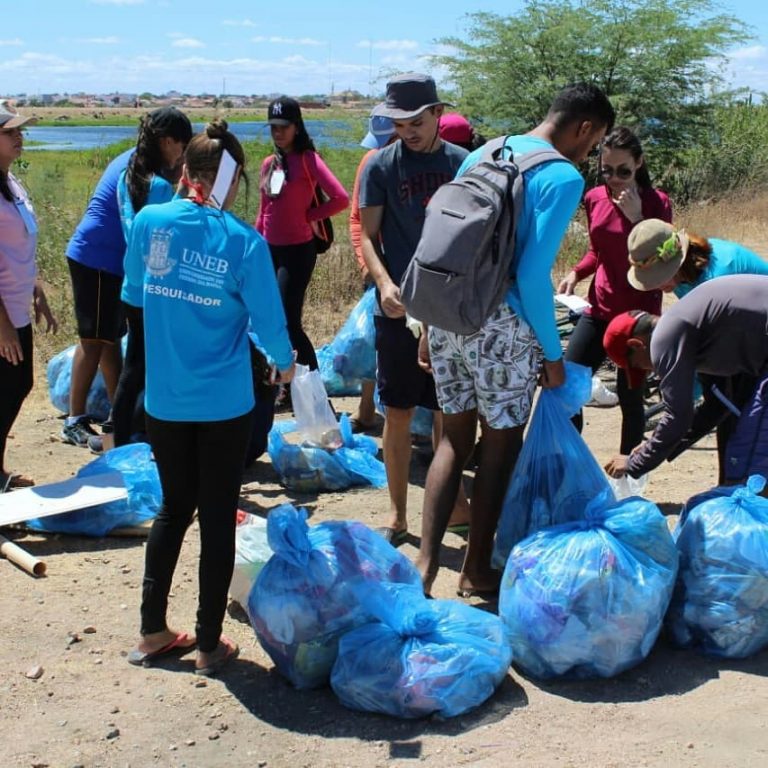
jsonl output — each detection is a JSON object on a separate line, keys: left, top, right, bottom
{"left": 514, "top": 148, "right": 569, "bottom": 174}
{"left": 480, "top": 135, "right": 510, "bottom": 162}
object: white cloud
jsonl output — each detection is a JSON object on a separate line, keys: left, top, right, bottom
{"left": 251, "top": 36, "right": 325, "bottom": 46}
{"left": 357, "top": 39, "right": 419, "bottom": 51}
{"left": 728, "top": 45, "right": 768, "bottom": 61}
{"left": 223, "top": 19, "right": 257, "bottom": 27}
{"left": 172, "top": 38, "right": 205, "bottom": 49}
{"left": 0, "top": 38, "right": 24, "bottom": 47}
{"left": 72, "top": 37, "right": 120, "bottom": 45}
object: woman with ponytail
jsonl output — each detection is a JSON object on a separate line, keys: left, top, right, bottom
{"left": 101, "top": 107, "right": 193, "bottom": 452}
{"left": 255, "top": 97, "right": 349, "bottom": 376}
{"left": 124, "top": 119, "right": 295, "bottom": 676}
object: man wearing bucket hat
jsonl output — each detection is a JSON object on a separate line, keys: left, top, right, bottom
{"left": 359, "top": 73, "right": 469, "bottom": 547}
{"left": 603, "top": 274, "right": 768, "bottom": 485}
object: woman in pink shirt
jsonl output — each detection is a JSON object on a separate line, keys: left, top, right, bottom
{"left": 255, "top": 97, "right": 349, "bottom": 371}
{"left": 0, "top": 102, "right": 57, "bottom": 491}
{"left": 558, "top": 126, "right": 672, "bottom": 455}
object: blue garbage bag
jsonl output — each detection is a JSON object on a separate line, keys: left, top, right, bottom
{"left": 317, "top": 288, "right": 377, "bottom": 396}
{"left": 667, "top": 475, "right": 768, "bottom": 658}
{"left": 499, "top": 492, "right": 678, "bottom": 679}
{"left": 331, "top": 582, "right": 512, "bottom": 718}
{"left": 248, "top": 505, "right": 421, "bottom": 689}
{"left": 267, "top": 416, "right": 385, "bottom": 492}
{"left": 26, "top": 443, "right": 161, "bottom": 537}
{"left": 47, "top": 344, "right": 112, "bottom": 422}
{"left": 493, "top": 362, "right": 614, "bottom": 569}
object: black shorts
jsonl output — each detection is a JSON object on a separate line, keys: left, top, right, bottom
{"left": 374, "top": 314, "right": 439, "bottom": 411}
{"left": 67, "top": 258, "right": 125, "bottom": 342}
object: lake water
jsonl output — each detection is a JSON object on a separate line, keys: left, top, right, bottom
{"left": 24, "top": 119, "right": 360, "bottom": 151}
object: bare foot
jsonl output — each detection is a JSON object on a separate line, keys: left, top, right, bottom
{"left": 414, "top": 556, "right": 438, "bottom": 597}
{"left": 135, "top": 628, "right": 194, "bottom": 656}
{"left": 195, "top": 635, "right": 239, "bottom": 676}
{"left": 457, "top": 569, "right": 501, "bottom": 597}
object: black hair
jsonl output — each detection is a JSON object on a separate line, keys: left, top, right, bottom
{"left": 126, "top": 108, "right": 192, "bottom": 212}
{"left": 548, "top": 82, "right": 616, "bottom": 134}
{"left": 630, "top": 310, "right": 657, "bottom": 337}
{"left": 271, "top": 104, "right": 316, "bottom": 182}
{"left": 184, "top": 118, "right": 249, "bottom": 202}
{"left": 0, "top": 169, "right": 12, "bottom": 202}
{"left": 601, "top": 126, "right": 652, "bottom": 189}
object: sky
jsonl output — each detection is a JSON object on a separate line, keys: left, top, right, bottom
{"left": 2, "top": 0, "right": 767, "bottom": 98}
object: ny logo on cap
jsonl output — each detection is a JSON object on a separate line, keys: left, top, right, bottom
{"left": 272, "top": 102, "right": 283, "bottom": 115}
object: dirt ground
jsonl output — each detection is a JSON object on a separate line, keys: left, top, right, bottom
{"left": 1, "top": 378, "right": 767, "bottom": 768}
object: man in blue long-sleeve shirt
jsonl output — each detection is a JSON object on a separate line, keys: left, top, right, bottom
{"left": 417, "top": 83, "right": 615, "bottom": 597}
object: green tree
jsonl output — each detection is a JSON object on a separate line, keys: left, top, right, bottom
{"left": 433, "top": 0, "right": 751, "bottom": 159}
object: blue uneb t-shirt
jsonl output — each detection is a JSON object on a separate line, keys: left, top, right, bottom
{"left": 457, "top": 136, "right": 584, "bottom": 361}
{"left": 124, "top": 199, "right": 293, "bottom": 422}
{"left": 66, "top": 149, "right": 133, "bottom": 277}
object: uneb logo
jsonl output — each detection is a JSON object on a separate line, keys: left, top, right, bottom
{"left": 145, "top": 229, "right": 175, "bottom": 277}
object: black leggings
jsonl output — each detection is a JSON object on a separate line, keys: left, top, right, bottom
{"left": 141, "top": 411, "right": 252, "bottom": 652}
{"left": 270, "top": 240, "right": 318, "bottom": 370}
{"left": 0, "top": 324, "right": 33, "bottom": 473}
{"left": 112, "top": 303, "right": 145, "bottom": 446}
{"left": 565, "top": 313, "right": 645, "bottom": 455}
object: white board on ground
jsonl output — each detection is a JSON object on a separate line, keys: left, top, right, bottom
{"left": 0, "top": 472, "right": 128, "bottom": 527}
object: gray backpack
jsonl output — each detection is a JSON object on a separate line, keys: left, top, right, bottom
{"left": 400, "top": 137, "right": 566, "bottom": 335}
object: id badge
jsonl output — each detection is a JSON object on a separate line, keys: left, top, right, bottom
{"left": 269, "top": 168, "right": 286, "bottom": 196}
{"left": 15, "top": 197, "right": 38, "bottom": 236}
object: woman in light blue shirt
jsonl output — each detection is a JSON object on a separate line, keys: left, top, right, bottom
{"left": 125, "top": 120, "right": 295, "bottom": 676}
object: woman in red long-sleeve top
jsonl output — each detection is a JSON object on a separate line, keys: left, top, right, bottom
{"left": 558, "top": 126, "right": 672, "bottom": 455}
{"left": 256, "top": 96, "right": 349, "bottom": 371}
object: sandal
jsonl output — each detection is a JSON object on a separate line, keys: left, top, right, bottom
{"left": 195, "top": 636, "right": 239, "bottom": 677}
{"left": 375, "top": 526, "right": 409, "bottom": 548}
{"left": 127, "top": 631, "right": 196, "bottom": 667}
{"left": 8, "top": 473, "right": 35, "bottom": 489}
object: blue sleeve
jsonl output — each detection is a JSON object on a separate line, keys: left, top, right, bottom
{"left": 237, "top": 229, "right": 294, "bottom": 371}
{"left": 513, "top": 165, "right": 584, "bottom": 360}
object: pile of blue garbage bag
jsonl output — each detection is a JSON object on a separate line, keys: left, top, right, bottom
{"left": 331, "top": 582, "right": 512, "bottom": 718}
{"left": 499, "top": 492, "right": 679, "bottom": 679}
{"left": 667, "top": 474, "right": 768, "bottom": 658}
{"left": 26, "top": 443, "right": 161, "bottom": 537}
{"left": 493, "top": 362, "right": 614, "bottom": 569}
{"left": 247, "top": 505, "right": 422, "bottom": 689}
{"left": 267, "top": 413, "right": 386, "bottom": 492}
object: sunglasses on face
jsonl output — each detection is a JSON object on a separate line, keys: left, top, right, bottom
{"left": 600, "top": 164, "right": 634, "bottom": 180}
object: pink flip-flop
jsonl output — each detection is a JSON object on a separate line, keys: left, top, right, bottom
{"left": 127, "top": 631, "right": 196, "bottom": 667}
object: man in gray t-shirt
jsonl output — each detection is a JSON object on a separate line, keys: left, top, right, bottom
{"left": 603, "top": 274, "right": 768, "bottom": 483}
{"left": 359, "top": 73, "right": 468, "bottom": 547}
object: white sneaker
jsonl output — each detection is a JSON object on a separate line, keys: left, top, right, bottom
{"left": 587, "top": 376, "right": 618, "bottom": 407}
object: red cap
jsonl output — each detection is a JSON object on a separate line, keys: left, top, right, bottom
{"left": 603, "top": 312, "right": 647, "bottom": 389}
{"left": 439, "top": 113, "right": 473, "bottom": 147}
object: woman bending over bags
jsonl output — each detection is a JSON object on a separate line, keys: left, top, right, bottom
{"left": 124, "top": 120, "right": 295, "bottom": 676}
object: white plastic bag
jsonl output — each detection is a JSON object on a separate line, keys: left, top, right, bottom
{"left": 229, "top": 515, "right": 271, "bottom": 610}
{"left": 290, "top": 363, "right": 341, "bottom": 448}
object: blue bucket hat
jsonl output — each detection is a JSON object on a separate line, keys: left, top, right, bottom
{"left": 360, "top": 114, "right": 395, "bottom": 149}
